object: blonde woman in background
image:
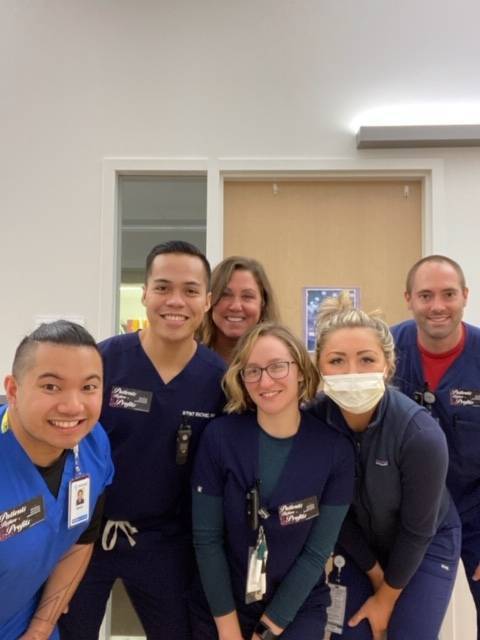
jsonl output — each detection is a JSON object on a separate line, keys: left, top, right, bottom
{"left": 200, "top": 256, "right": 280, "bottom": 363}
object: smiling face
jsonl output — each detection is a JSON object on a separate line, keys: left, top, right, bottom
{"left": 318, "top": 327, "right": 387, "bottom": 377}
{"left": 212, "top": 269, "right": 263, "bottom": 342}
{"left": 405, "top": 260, "right": 468, "bottom": 352}
{"left": 142, "top": 252, "right": 211, "bottom": 345}
{"left": 4, "top": 343, "right": 103, "bottom": 466}
{"left": 243, "top": 335, "right": 301, "bottom": 420}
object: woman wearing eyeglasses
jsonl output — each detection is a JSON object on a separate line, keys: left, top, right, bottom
{"left": 189, "top": 323, "right": 354, "bottom": 640}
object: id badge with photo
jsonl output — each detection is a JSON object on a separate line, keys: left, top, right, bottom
{"left": 326, "top": 583, "right": 347, "bottom": 634}
{"left": 68, "top": 475, "right": 91, "bottom": 528}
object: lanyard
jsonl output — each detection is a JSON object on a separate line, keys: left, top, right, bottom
{"left": 68, "top": 443, "right": 90, "bottom": 528}
{"left": 72, "top": 444, "right": 82, "bottom": 478}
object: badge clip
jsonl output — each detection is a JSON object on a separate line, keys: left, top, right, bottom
{"left": 333, "top": 554, "right": 346, "bottom": 583}
{"left": 176, "top": 417, "right": 192, "bottom": 465}
{"left": 414, "top": 383, "right": 436, "bottom": 408}
{"left": 246, "top": 481, "right": 260, "bottom": 530}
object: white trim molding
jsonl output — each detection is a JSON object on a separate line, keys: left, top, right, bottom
{"left": 98, "top": 155, "right": 445, "bottom": 336}
{"left": 97, "top": 155, "right": 452, "bottom": 639}
{"left": 98, "top": 158, "right": 209, "bottom": 340}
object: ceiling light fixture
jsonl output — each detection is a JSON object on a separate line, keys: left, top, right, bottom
{"left": 352, "top": 102, "right": 480, "bottom": 148}
{"left": 356, "top": 124, "right": 480, "bottom": 148}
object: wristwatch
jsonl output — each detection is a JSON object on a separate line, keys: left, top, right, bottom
{"left": 254, "top": 620, "right": 279, "bottom": 639}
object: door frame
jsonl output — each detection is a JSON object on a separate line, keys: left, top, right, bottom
{"left": 99, "top": 158, "right": 211, "bottom": 339}
{"left": 99, "top": 156, "right": 445, "bottom": 340}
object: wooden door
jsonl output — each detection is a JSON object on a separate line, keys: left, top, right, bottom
{"left": 224, "top": 180, "right": 422, "bottom": 339}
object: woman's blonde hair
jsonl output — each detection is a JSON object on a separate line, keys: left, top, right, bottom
{"left": 224, "top": 322, "right": 319, "bottom": 413}
{"left": 315, "top": 292, "right": 396, "bottom": 381}
{"left": 199, "top": 256, "right": 280, "bottom": 347}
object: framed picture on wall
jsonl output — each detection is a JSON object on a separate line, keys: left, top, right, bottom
{"left": 304, "top": 287, "right": 360, "bottom": 352}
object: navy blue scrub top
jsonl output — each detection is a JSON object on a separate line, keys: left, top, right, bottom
{"left": 99, "top": 332, "right": 226, "bottom": 537}
{"left": 192, "top": 411, "right": 354, "bottom": 601}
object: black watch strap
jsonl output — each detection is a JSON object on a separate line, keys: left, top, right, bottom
{"left": 254, "top": 620, "right": 278, "bottom": 639}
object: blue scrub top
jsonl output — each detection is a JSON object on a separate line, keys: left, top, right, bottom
{"left": 0, "top": 405, "right": 113, "bottom": 640}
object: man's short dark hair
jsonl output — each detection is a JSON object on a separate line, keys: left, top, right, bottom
{"left": 406, "top": 255, "right": 467, "bottom": 294}
{"left": 145, "top": 241, "right": 211, "bottom": 288}
{"left": 12, "top": 320, "right": 100, "bottom": 379}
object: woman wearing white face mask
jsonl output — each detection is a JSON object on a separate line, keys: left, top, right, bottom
{"left": 308, "top": 293, "right": 461, "bottom": 640}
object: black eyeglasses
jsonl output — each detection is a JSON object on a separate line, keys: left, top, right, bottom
{"left": 241, "top": 361, "right": 296, "bottom": 383}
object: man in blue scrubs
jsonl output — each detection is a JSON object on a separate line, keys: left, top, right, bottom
{"left": 391, "top": 255, "right": 480, "bottom": 637}
{"left": 0, "top": 320, "right": 113, "bottom": 640}
{"left": 61, "top": 241, "right": 226, "bottom": 639}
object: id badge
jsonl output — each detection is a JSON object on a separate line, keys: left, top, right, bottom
{"left": 68, "top": 475, "right": 91, "bottom": 528}
{"left": 245, "top": 526, "right": 268, "bottom": 604}
{"left": 326, "top": 583, "right": 347, "bottom": 634}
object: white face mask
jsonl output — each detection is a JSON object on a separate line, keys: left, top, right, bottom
{"left": 322, "top": 372, "right": 386, "bottom": 415}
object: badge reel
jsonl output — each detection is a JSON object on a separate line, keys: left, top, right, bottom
{"left": 176, "top": 416, "right": 192, "bottom": 465}
{"left": 68, "top": 444, "right": 91, "bottom": 528}
{"left": 424, "top": 390, "right": 436, "bottom": 405}
{"left": 414, "top": 384, "right": 436, "bottom": 409}
{"left": 326, "top": 555, "right": 347, "bottom": 635}
{"left": 245, "top": 482, "right": 269, "bottom": 604}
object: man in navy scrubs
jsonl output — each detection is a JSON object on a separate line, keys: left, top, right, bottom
{"left": 391, "top": 255, "right": 480, "bottom": 637}
{"left": 0, "top": 320, "right": 113, "bottom": 640}
{"left": 61, "top": 241, "right": 226, "bottom": 639}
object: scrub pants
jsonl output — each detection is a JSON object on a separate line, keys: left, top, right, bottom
{"left": 188, "top": 575, "right": 329, "bottom": 640}
{"left": 330, "top": 522, "right": 461, "bottom": 640}
{"left": 460, "top": 513, "right": 480, "bottom": 639}
{"left": 59, "top": 536, "right": 194, "bottom": 640}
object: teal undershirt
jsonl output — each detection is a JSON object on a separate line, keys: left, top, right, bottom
{"left": 259, "top": 428, "right": 295, "bottom": 501}
{"left": 192, "top": 427, "right": 348, "bottom": 629}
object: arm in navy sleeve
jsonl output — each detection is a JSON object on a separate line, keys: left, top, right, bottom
{"left": 383, "top": 411, "right": 449, "bottom": 588}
